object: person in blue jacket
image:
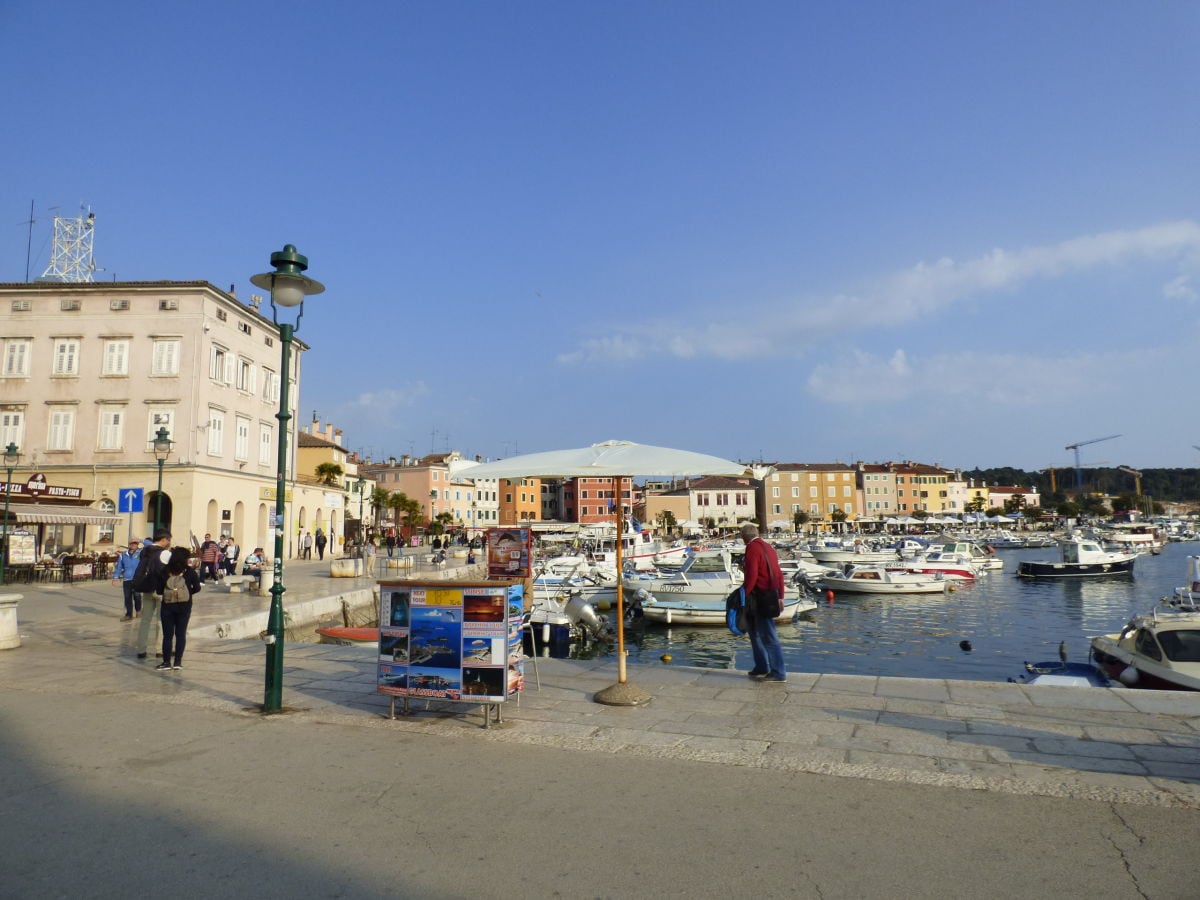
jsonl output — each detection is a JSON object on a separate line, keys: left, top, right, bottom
{"left": 111, "top": 539, "right": 142, "bottom": 620}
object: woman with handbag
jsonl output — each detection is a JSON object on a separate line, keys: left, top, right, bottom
{"left": 740, "top": 523, "right": 787, "bottom": 683}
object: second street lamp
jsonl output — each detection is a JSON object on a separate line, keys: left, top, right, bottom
{"left": 251, "top": 244, "right": 325, "bottom": 713}
{"left": 152, "top": 428, "right": 173, "bottom": 533}
{"left": 1, "top": 442, "right": 20, "bottom": 586}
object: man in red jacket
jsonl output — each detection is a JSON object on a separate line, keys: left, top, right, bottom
{"left": 740, "top": 522, "right": 787, "bottom": 683}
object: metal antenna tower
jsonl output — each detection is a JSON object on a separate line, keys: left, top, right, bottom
{"left": 38, "top": 209, "right": 96, "bottom": 282}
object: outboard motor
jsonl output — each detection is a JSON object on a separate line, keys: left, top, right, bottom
{"left": 626, "top": 588, "right": 653, "bottom": 623}
{"left": 564, "top": 591, "right": 609, "bottom": 639}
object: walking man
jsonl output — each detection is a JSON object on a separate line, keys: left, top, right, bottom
{"left": 302, "top": 530, "right": 313, "bottom": 559}
{"left": 315, "top": 529, "right": 327, "bottom": 560}
{"left": 111, "top": 540, "right": 142, "bottom": 620}
{"left": 740, "top": 522, "right": 787, "bottom": 683}
{"left": 134, "top": 530, "right": 172, "bottom": 660}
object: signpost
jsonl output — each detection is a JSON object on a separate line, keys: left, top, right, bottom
{"left": 119, "top": 487, "right": 144, "bottom": 544}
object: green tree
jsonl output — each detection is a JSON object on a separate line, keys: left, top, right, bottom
{"left": 793, "top": 510, "right": 810, "bottom": 533}
{"left": 1056, "top": 500, "right": 1080, "bottom": 518}
{"left": 315, "top": 462, "right": 343, "bottom": 486}
{"left": 657, "top": 510, "right": 678, "bottom": 534}
{"left": 965, "top": 496, "right": 987, "bottom": 514}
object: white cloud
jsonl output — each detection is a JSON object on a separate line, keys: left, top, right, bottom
{"left": 349, "top": 382, "right": 430, "bottom": 411}
{"left": 1164, "top": 274, "right": 1198, "bottom": 302}
{"left": 805, "top": 347, "right": 1143, "bottom": 408}
{"left": 557, "top": 220, "right": 1200, "bottom": 364}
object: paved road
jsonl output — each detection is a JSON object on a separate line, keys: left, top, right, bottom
{"left": 3, "top": 564, "right": 1199, "bottom": 898}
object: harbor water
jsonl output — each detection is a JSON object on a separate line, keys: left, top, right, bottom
{"left": 605, "top": 541, "right": 1198, "bottom": 683}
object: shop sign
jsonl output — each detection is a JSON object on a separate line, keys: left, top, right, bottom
{"left": 0, "top": 473, "right": 83, "bottom": 500}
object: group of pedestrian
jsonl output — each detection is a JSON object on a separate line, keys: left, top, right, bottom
{"left": 299, "top": 528, "right": 328, "bottom": 560}
{"left": 113, "top": 529, "right": 201, "bottom": 672}
{"left": 196, "top": 533, "right": 241, "bottom": 582}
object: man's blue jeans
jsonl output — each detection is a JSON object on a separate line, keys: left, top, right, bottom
{"left": 748, "top": 612, "right": 786, "bottom": 678}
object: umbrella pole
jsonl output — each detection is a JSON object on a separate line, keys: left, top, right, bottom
{"left": 594, "top": 476, "right": 651, "bottom": 706}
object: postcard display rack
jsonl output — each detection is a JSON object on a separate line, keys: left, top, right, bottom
{"left": 377, "top": 580, "right": 525, "bottom": 727}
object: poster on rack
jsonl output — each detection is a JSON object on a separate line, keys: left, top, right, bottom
{"left": 486, "top": 527, "right": 532, "bottom": 579}
{"left": 377, "top": 580, "right": 524, "bottom": 703}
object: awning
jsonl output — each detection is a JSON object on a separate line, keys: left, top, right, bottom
{"left": 1, "top": 502, "right": 121, "bottom": 526}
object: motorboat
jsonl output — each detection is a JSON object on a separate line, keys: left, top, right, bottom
{"left": 897, "top": 550, "right": 981, "bottom": 581}
{"left": 927, "top": 540, "right": 1004, "bottom": 572}
{"left": 1089, "top": 556, "right": 1200, "bottom": 690}
{"left": 1016, "top": 535, "right": 1136, "bottom": 579}
{"left": 805, "top": 538, "right": 904, "bottom": 565}
{"left": 532, "top": 560, "right": 618, "bottom": 610}
{"left": 1091, "top": 595, "right": 1200, "bottom": 690}
{"left": 820, "top": 565, "right": 948, "bottom": 595}
{"left": 627, "top": 549, "right": 817, "bottom": 624}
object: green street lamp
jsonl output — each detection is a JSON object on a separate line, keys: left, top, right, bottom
{"left": 1, "top": 442, "right": 20, "bottom": 585}
{"left": 251, "top": 244, "right": 325, "bottom": 713}
{"left": 151, "top": 427, "right": 173, "bottom": 533}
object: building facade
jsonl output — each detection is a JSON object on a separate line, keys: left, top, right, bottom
{"left": 0, "top": 280, "right": 333, "bottom": 558}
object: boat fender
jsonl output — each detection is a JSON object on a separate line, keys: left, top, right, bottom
{"left": 1118, "top": 666, "right": 1140, "bottom": 686}
{"left": 825, "top": 589, "right": 835, "bottom": 604}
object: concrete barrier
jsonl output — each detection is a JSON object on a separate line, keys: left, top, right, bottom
{"left": 385, "top": 557, "right": 414, "bottom": 570}
{"left": 0, "top": 593, "right": 21, "bottom": 649}
{"left": 329, "top": 559, "right": 359, "bottom": 578}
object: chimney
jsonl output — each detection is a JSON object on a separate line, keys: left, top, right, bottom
{"left": 229, "top": 283, "right": 237, "bottom": 298}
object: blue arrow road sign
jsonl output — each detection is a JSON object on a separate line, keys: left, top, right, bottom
{"left": 119, "top": 487, "right": 144, "bottom": 514}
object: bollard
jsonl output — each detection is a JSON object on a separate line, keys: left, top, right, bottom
{"left": 0, "top": 593, "right": 23, "bottom": 650}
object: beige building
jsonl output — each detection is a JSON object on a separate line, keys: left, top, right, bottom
{"left": 0, "top": 280, "right": 336, "bottom": 559}
{"left": 770, "top": 463, "right": 858, "bottom": 526}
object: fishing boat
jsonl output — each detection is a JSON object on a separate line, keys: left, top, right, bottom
{"left": 820, "top": 565, "right": 948, "bottom": 595}
{"left": 1089, "top": 556, "right": 1200, "bottom": 690}
{"left": 1016, "top": 535, "right": 1136, "bottom": 579}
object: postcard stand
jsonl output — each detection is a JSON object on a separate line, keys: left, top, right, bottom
{"left": 377, "top": 579, "right": 525, "bottom": 729}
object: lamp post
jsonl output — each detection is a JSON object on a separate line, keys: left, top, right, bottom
{"left": 151, "top": 427, "right": 173, "bottom": 533}
{"left": 357, "top": 475, "right": 365, "bottom": 539}
{"left": 1, "top": 443, "right": 20, "bottom": 586}
{"left": 251, "top": 245, "right": 325, "bottom": 713}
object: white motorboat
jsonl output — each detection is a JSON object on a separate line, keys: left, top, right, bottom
{"left": 1016, "top": 535, "right": 1136, "bottom": 579}
{"left": 820, "top": 565, "right": 948, "bottom": 595}
{"left": 1091, "top": 596, "right": 1200, "bottom": 690}
{"left": 626, "top": 549, "right": 816, "bottom": 625}
{"left": 805, "top": 538, "right": 903, "bottom": 565}
{"left": 927, "top": 540, "right": 1003, "bottom": 572}
{"left": 897, "top": 550, "right": 981, "bottom": 581}
{"left": 1089, "top": 556, "right": 1200, "bottom": 690}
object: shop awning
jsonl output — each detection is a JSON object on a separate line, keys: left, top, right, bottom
{"left": 1, "top": 502, "right": 121, "bottom": 526}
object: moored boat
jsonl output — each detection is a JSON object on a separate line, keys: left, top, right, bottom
{"left": 316, "top": 625, "right": 378, "bottom": 645}
{"left": 820, "top": 565, "right": 948, "bottom": 595}
{"left": 1008, "top": 660, "right": 1111, "bottom": 687}
{"left": 1016, "top": 535, "right": 1136, "bottom": 579}
{"left": 1089, "top": 556, "right": 1200, "bottom": 690}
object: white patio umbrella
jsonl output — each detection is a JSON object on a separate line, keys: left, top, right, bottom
{"left": 458, "top": 440, "right": 753, "bottom": 706}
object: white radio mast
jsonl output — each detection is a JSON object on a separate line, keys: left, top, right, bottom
{"left": 38, "top": 208, "right": 96, "bottom": 282}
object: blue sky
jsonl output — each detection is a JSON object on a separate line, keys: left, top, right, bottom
{"left": 3, "top": 2, "right": 1199, "bottom": 473}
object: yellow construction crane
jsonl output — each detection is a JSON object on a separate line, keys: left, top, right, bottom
{"left": 1118, "top": 465, "right": 1143, "bottom": 496}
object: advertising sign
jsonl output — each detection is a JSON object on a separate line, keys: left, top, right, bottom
{"left": 377, "top": 580, "right": 524, "bottom": 704}
{"left": 486, "top": 527, "right": 532, "bottom": 579}
{"left": 6, "top": 530, "right": 35, "bottom": 565}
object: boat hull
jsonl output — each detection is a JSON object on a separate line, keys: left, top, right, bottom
{"left": 641, "top": 596, "right": 816, "bottom": 625}
{"left": 820, "top": 576, "right": 947, "bottom": 595}
{"left": 1016, "top": 559, "right": 1135, "bottom": 579}
{"left": 316, "top": 626, "right": 378, "bottom": 645}
{"left": 1091, "top": 637, "right": 1200, "bottom": 691}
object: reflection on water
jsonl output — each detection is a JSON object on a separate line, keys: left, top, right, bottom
{"left": 593, "top": 542, "right": 1197, "bottom": 682}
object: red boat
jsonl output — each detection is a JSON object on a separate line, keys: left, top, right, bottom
{"left": 316, "top": 626, "right": 378, "bottom": 645}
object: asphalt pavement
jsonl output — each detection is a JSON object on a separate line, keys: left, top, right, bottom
{"left": 2, "top": 556, "right": 1200, "bottom": 898}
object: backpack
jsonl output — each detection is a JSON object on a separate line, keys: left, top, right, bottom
{"left": 164, "top": 572, "right": 188, "bottom": 603}
{"left": 131, "top": 551, "right": 158, "bottom": 593}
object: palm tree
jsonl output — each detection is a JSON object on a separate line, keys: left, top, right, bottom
{"left": 315, "top": 462, "right": 343, "bottom": 486}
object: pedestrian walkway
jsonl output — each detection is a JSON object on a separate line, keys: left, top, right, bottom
{"left": 4, "top": 560, "right": 1199, "bottom": 810}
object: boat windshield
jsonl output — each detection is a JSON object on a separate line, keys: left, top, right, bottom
{"left": 1155, "top": 629, "right": 1200, "bottom": 663}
